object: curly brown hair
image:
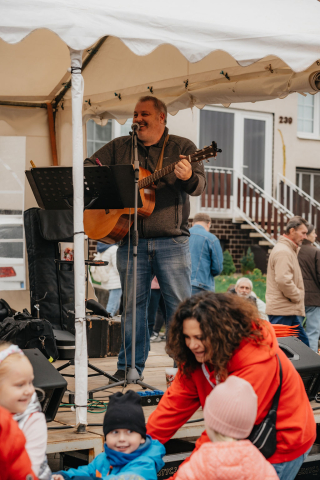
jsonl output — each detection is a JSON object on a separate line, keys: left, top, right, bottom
{"left": 166, "top": 292, "right": 266, "bottom": 380}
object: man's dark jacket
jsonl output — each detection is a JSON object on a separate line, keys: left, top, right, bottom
{"left": 85, "top": 127, "right": 206, "bottom": 238}
{"left": 298, "top": 239, "right": 320, "bottom": 306}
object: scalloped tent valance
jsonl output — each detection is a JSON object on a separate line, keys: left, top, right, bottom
{"left": 1, "top": 0, "right": 320, "bottom": 119}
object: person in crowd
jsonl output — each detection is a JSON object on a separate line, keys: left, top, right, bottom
{"left": 189, "top": 213, "right": 223, "bottom": 295}
{"left": 298, "top": 224, "right": 320, "bottom": 352}
{"left": 148, "top": 277, "right": 167, "bottom": 342}
{"left": 85, "top": 96, "right": 206, "bottom": 380}
{"left": 266, "top": 216, "right": 309, "bottom": 345}
{"left": 175, "top": 376, "right": 278, "bottom": 480}
{"left": 91, "top": 242, "right": 122, "bottom": 316}
{"left": 229, "top": 277, "right": 268, "bottom": 320}
{"left": 91, "top": 241, "right": 113, "bottom": 309}
{"left": 0, "top": 342, "right": 51, "bottom": 480}
{"left": 53, "top": 390, "right": 165, "bottom": 480}
{"left": 150, "top": 305, "right": 166, "bottom": 342}
{"left": 146, "top": 292, "right": 315, "bottom": 480}
{"left": 0, "top": 404, "right": 37, "bottom": 480}
{"left": 102, "top": 244, "right": 122, "bottom": 317}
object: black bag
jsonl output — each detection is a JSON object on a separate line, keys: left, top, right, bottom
{"left": 248, "top": 354, "right": 282, "bottom": 458}
{"left": 0, "top": 310, "right": 59, "bottom": 361}
{"left": 0, "top": 298, "right": 15, "bottom": 322}
{"left": 24, "top": 208, "right": 75, "bottom": 333}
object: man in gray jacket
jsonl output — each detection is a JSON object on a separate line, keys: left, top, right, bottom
{"left": 266, "top": 216, "right": 309, "bottom": 346}
{"left": 86, "top": 96, "right": 206, "bottom": 379}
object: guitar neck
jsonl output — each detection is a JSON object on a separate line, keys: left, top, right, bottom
{"left": 137, "top": 142, "right": 220, "bottom": 189}
{"left": 138, "top": 159, "right": 183, "bottom": 189}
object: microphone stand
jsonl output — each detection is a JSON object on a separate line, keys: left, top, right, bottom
{"left": 88, "top": 124, "right": 157, "bottom": 394}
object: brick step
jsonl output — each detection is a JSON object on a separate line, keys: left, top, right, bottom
{"left": 249, "top": 232, "right": 264, "bottom": 238}
{"left": 241, "top": 223, "right": 275, "bottom": 231}
{"left": 259, "top": 240, "right": 274, "bottom": 246}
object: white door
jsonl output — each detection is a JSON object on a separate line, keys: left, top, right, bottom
{"left": 199, "top": 106, "right": 273, "bottom": 195}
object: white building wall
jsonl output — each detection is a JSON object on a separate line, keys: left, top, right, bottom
{"left": 167, "top": 93, "right": 320, "bottom": 217}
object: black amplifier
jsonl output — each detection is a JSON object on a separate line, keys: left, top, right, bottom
{"left": 278, "top": 337, "right": 320, "bottom": 400}
{"left": 23, "top": 348, "right": 67, "bottom": 422}
{"left": 157, "top": 439, "right": 195, "bottom": 479}
{"left": 296, "top": 444, "right": 320, "bottom": 479}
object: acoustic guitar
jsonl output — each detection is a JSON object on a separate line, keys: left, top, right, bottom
{"left": 83, "top": 142, "right": 220, "bottom": 244}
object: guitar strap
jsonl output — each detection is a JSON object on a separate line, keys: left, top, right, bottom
{"left": 155, "top": 134, "right": 170, "bottom": 172}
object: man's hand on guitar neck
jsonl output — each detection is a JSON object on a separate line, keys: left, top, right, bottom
{"left": 174, "top": 156, "right": 192, "bottom": 181}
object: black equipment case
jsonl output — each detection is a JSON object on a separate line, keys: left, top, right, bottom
{"left": 53, "top": 329, "right": 75, "bottom": 360}
{"left": 278, "top": 336, "right": 320, "bottom": 400}
{"left": 86, "top": 315, "right": 121, "bottom": 357}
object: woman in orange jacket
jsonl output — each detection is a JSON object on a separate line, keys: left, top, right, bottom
{"left": 146, "top": 292, "right": 316, "bottom": 480}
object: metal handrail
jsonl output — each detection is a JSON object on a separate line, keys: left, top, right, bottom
{"left": 203, "top": 166, "right": 294, "bottom": 217}
{"left": 235, "top": 170, "right": 294, "bottom": 217}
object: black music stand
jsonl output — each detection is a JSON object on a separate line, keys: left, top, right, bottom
{"left": 26, "top": 164, "right": 142, "bottom": 211}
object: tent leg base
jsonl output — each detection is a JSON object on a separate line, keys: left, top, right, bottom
{"left": 76, "top": 423, "right": 87, "bottom": 434}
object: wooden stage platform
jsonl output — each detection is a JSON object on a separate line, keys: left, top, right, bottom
{"left": 47, "top": 342, "right": 204, "bottom": 460}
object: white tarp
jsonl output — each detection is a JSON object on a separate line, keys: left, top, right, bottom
{"left": 1, "top": 0, "right": 320, "bottom": 69}
{"left": 1, "top": 0, "right": 320, "bottom": 121}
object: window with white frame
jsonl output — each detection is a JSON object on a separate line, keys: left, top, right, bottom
{"left": 296, "top": 168, "right": 320, "bottom": 204}
{"left": 86, "top": 119, "right": 132, "bottom": 157}
{"left": 297, "top": 93, "right": 320, "bottom": 139}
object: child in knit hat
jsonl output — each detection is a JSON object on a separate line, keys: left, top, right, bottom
{"left": 53, "top": 390, "right": 165, "bottom": 480}
{"left": 175, "top": 376, "right": 278, "bottom": 480}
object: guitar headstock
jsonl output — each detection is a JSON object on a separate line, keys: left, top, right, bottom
{"left": 190, "top": 141, "right": 222, "bottom": 164}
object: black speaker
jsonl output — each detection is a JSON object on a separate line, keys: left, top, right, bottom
{"left": 296, "top": 444, "right": 320, "bottom": 479}
{"left": 23, "top": 348, "right": 67, "bottom": 422}
{"left": 278, "top": 337, "right": 320, "bottom": 400}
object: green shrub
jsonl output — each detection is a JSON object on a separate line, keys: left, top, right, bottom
{"left": 240, "top": 247, "right": 255, "bottom": 274}
{"left": 252, "top": 268, "right": 263, "bottom": 278}
{"left": 221, "top": 250, "right": 236, "bottom": 275}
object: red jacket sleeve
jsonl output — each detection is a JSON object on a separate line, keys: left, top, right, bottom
{"left": 146, "top": 369, "right": 201, "bottom": 443}
{"left": 0, "top": 406, "right": 37, "bottom": 480}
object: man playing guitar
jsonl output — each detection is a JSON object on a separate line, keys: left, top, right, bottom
{"left": 85, "top": 96, "right": 206, "bottom": 380}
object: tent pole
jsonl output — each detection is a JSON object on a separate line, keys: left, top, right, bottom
{"left": 69, "top": 48, "right": 88, "bottom": 432}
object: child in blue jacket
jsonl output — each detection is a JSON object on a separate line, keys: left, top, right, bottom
{"left": 53, "top": 390, "right": 165, "bottom": 480}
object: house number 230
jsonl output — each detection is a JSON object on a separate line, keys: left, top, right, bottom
{"left": 279, "top": 116, "right": 293, "bottom": 124}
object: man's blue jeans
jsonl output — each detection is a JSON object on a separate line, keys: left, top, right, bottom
{"left": 148, "top": 289, "right": 166, "bottom": 336}
{"left": 304, "top": 306, "right": 320, "bottom": 352}
{"left": 272, "top": 447, "right": 311, "bottom": 480}
{"left": 268, "top": 315, "right": 310, "bottom": 347}
{"left": 117, "top": 236, "right": 191, "bottom": 375}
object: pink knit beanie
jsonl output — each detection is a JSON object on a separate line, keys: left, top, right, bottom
{"left": 203, "top": 375, "right": 258, "bottom": 439}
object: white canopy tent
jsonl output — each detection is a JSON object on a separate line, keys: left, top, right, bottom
{"left": 1, "top": 0, "right": 320, "bottom": 429}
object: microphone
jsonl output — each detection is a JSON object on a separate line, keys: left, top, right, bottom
{"left": 131, "top": 123, "right": 140, "bottom": 132}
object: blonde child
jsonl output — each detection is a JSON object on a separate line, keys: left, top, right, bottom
{"left": 175, "top": 376, "right": 278, "bottom": 480}
{"left": 0, "top": 342, "right": 52, "bottom": 480}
